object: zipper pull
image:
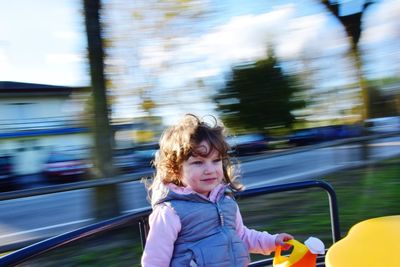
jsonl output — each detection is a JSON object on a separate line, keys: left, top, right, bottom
{"left": 216, "top": 203, "right": 225, "bottom": 226}
{"left": 220, "top": 214, "right": 225, "bottom": 226}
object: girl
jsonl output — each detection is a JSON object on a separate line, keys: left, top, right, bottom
{"left": 141, "top": 114, "right": 293, "bottom": 267}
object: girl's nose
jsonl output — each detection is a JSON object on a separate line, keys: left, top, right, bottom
{"left": 204, "top": 162, "right": 214, "bottom": 174}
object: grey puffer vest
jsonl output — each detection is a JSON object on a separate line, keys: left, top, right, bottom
{"left": 155, "top": 189, "right": 250, "bottom": 267}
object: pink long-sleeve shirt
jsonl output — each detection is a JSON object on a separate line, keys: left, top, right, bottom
{"left": 141, "top": 184, "right": 278, "bottom": 267}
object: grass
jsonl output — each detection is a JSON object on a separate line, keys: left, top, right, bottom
{"left": 14, "top": 157, "right": 400, "bottom": 266}
{"left": 239, "top": 157, "right": 400, "bottom": 262}
{"left": 17, "top": 228, "right": 143, "bottom": 267}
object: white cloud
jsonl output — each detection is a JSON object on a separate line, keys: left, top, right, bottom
{"left": 0, "top": 1, "right": 87, "bottom": 86}
{"left": 0, "top": 48, "right": 9, "bottom": 72}
{"left": 168, "top": 4, "right": 350, "bottom": 82}
{"left": 114, "top": 0, "right": 400, "bottom": 100}
{"left": 46, "top": 53, "right": 83, "bottom": 64}
{"left": 195, "top": 5, "right": 296, "bottom": 62}
{"left": 53, "top": 31, "right": 80, "bottom": 40}
{"left": 362, "top": 0, "right": 400, "bottom": 45}
{"left": 279, "top": 13, "right": 349, "bottom": 59}
{"left": 363, "top": 23, "right": 395, "bottom": 45}
{"left": 0, "top": 49, "right": 87, "bottom": 86}
{"left": 160, "top": 5, "right": 298, "bottom": 82}
{"left": 139, "top": 44, "right": 172, "bottom": 69}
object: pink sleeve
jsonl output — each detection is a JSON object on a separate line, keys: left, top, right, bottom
{"left": 141, "top": 204, "right": 181, "bottom": 267}
{"left": 235, "top": 205, "right": 278, "bottom": 255}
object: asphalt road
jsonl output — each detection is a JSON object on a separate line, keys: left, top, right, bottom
{"left": 0, "top": 136, "right": 399, "bottom": 250}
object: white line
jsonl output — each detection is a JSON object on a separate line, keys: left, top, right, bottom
{"left": 0, "top": 218, "right": 94, "bottom": 239}
{"left": 245, "top": 166, "right": 344, "bottom": 189}
{"left": 122, "top": 206, "right": 151, "bottom": 214}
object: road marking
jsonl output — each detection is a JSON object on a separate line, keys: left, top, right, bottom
{"left": 0, "top": 218, "right": 94, "bottom": 239}
{"left": 369, "top": 141, "right": 400, "bottom": 146}
{"left": 122, "top": 206, "right": 151, "bottom": 214}
{"left": 246, "top": 165, "right": 347, "bottom": 189}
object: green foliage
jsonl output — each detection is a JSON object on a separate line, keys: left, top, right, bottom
{"left": 368, "top": 86, "right": 398, "bottom": 118}
{"left": 239, "top": 157, "right": 400, "bottom": 252}
{"left": 215, "top": 51, "right": 306, "bottom": 133}
{"left": 18, "top": 228, "right": 143, "bottom": 267}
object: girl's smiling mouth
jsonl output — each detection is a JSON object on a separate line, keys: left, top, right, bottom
{"left": 201, "top": 178, "right": 217, "bottom": 183}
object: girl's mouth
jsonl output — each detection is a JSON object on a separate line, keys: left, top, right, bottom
{"left": 202, "top": 178, "right": 217, "bottom": 183}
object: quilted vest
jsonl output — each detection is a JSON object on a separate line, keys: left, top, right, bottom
{"left": 156, "top": 190, "right": 250, "bottom": 267}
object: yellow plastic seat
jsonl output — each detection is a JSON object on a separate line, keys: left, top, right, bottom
{"left": 326, "top": 215, "right": 400, "bottom": 267}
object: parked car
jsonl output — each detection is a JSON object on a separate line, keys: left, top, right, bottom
{"left": 114, "top": 149, "right": 137, "bottom": 174}
{"left": 0, "top": 155, "right": 15, "bottom": 190}
{"left": 43, "top": 152, "right": 92, "bottom": 183}
{"left": 365, "top": 116, "right": 400, "bottom": 133}
{"left": 333, "top": 124, "right": 363, "bottom": 139}
{"left": 288, "top": 124, "right": 364, "bottom": 146}
{"left": 227, "top": 133, "right": 268, "bottom": 156}
{"left": 133, "top": 149, "right": 157, "bottom": 169}
{"left": 114, "top": 148, "right": 157, "bottom": 174}
{"left": 288, "top": 128, "right": 321, "bottom": 146}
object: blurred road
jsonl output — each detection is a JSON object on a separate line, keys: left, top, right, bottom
{"left": 0, "top": 136, "right": 399, "bottom": 250}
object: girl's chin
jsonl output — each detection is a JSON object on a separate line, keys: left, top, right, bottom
{"left": 197, "top": 184, "right": 218, "bottom": 196}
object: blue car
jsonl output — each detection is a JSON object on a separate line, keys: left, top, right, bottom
{"left": 0, "top": 155, "right": 16, "bottom": 190}
{"left": 227, "top": 134, "right": 268, "bottom": 156}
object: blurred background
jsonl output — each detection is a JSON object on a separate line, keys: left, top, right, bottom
{"left": 0, "top": 0, "right": 399, "bottom": 265}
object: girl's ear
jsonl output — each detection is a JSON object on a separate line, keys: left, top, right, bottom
{"left": 178, "top": 172, "right": 186, "bottom": 187}
{"left": 176, "top": 167, "right": 185, "bottom": 186}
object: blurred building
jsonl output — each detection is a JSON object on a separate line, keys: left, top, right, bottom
{"left": 0, "top": 81, "right": 91, "bottom": 176}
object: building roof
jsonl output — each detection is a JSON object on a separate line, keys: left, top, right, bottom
{"left": 0, "top": 81, "right": 89, "bottom": 96}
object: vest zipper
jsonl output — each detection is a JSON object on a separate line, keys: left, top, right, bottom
{"left": 216, "top": 203, "right": 225, "bottom": 226}
{"left": 216, "top": 202, "right": 235, "bottom": 266}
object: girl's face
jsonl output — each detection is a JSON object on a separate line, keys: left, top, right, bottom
{"left": 181, "top": 141, "right": 223, "bottom": 196}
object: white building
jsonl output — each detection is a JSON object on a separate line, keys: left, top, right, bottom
{"left": 0, "top": 81, "right": 92, "bottom": 176}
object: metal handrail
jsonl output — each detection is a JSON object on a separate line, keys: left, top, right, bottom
{"left": 237, "top": 180, "right": 341, "bottom": 243}
{"left": 0, "top": 208, "right": 152, "bottom": 267}
{"left": 0, "top": 180, "right": 340, "bottom": 267}
{"left": 0, "top": 131, "right": 398, "bottom": 202}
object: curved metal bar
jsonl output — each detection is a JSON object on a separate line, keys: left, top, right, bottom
{"left": 0, "top": 180, "right": 340, "bottom": 267}
{"left": 0, "top": 209, "right": 151, "bottom": 267}
{"left": 237, "top": 180, "right": 341, "bottom": 243}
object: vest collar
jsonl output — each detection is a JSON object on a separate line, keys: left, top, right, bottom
{"left": 152, "top": 183, "right": 228, "bottom": 206}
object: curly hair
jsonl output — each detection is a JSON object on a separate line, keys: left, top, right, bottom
{"left": 150, "top": 114, "right": 243, "bottom": 192}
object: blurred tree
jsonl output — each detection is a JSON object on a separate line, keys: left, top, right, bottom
{"left": 84, "top": 0, "right": 121, "bottom": 219}
{"left": 102, "top": 0, "right": 211, "bottom": 120}
{"left": 320, "top": 0, "right": 375, "bottom": 122}
{"left": 215, "top": 49, "right": 306, "bottom": 133}
{"left": 368, "top": 86, "right": 398, "bottom": 118}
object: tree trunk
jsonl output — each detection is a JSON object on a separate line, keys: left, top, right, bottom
{"left": 320, "top": 1, "right": 374, "bottom": 162}
{"left": 351, "top": 47, "right": 369, "bottom": 122}
{"left": 320, "top": 0, "right": 372, "bottom": 123}
{"left": 349, "top": 45, "right": 370, "bottom": 161}
{"left": 84, "top": 0, "right": 121, "bottom": 219}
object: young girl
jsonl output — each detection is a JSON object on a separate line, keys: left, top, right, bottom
{"left": 141, "top": 114, "right": 293, "bottom": 267}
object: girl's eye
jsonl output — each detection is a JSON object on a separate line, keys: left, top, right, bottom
{"left": 213, "top": 158, "right": 222, "bottom": 163}
{"left": 192, "top": 161, "right": 202, "bottom": 165}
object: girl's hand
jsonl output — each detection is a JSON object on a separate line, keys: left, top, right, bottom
{"left": 275, "top": 233, "right": 294, "bottom": 250}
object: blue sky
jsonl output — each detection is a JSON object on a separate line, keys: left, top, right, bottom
{"left": 0, "top": 0, "right": 88, "bottom": 86}
{"left": 0, "top": 0, "right": 399, "bottom": 124}
{"left": 1, "top": 0, "right": 398, "bottom": 88}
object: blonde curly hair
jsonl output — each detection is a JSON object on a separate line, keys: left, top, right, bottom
{"left": 150, "top": 114, "right": 243, "bottom": 192}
